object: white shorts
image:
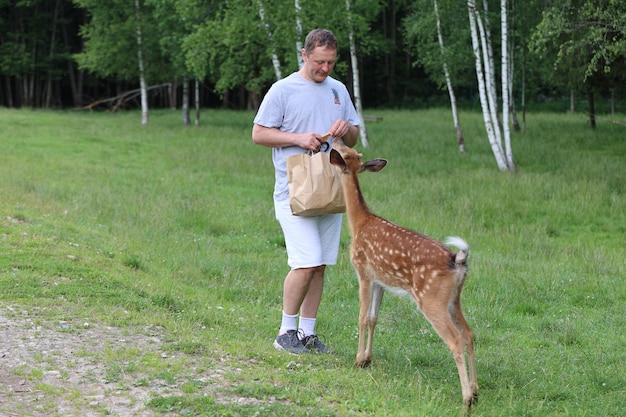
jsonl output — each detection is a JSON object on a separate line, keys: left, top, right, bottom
{"left": 274, "top": 198, "right": 343, "bottom": 269}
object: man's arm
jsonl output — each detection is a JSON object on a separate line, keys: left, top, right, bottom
{"left": 252, "top": 124, "right": 328, "bottom": 152}
{"left": 342, "top": 124, "right": 359, "bottom": 148}
{"left": 325, "top": 119, "right": 359, "bottom": 148}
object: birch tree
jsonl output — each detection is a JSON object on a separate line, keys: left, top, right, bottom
{"left": 434, "top": 0, "right": 464, "bottom": 152}
{"left": 74, "top": 0, "right": 166, "bottom": 121}
{"left": 294, "top": 0, "right": 304, "bottom": 68}
{"left": 467, "top": 0, "right": 515, "bottom": 171}
{"left": 500, "top": 0, "right": 514, "bottom": 168}
{"left": 258, "top": 0, "right": 282, "bottom": 80}
{"left": 345, "top": 0, "right": 369, "bottom": 147}
{"left": 135, "top": 0, "right": 149, "bottom": 125}
{"left": 404, "top": 0, "right": 472, "bottom": 153}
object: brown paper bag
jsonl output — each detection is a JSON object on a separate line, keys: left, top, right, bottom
{"left": 286, "top": 150, "right": 346, "bottom": 216}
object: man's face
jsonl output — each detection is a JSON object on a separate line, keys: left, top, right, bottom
{"left": 301, "top": 46, "right": 337, "bottom": 83}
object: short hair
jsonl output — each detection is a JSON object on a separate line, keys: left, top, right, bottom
{"left": 304, "top": 29, "right": 338, "bottom": 54}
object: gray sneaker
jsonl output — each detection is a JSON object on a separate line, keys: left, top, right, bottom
{"left": 302, "top": 334, "right": 336, "bottom": 354}
{"left": 273, "top": 329, "right": 310, "bottom": 355}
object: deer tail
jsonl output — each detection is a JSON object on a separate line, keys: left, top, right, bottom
{"left": 445, "top": 236, "right": 470, "bottom": 265}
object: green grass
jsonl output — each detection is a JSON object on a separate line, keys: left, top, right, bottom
{"left": 0, "top": 107, "right": 624, "bottom": 416}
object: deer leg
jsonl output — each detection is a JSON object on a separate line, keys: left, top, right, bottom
{"left": 451, "top": 298, "right": 478, "bottom": 403}
{"left": 362, "top": 282, "right": 384, "bottom": 365}
{"left": 421, "top": 302, "right": 474, "bottom": 412}
{"left": 355, "top": 277, "right": 371, "bottom": 367}
{"left": 356, "top": 277, "right": 384, "bottom": 367}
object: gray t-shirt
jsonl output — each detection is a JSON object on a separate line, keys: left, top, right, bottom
{"left": 254, "top": 72, "right": 360, "bottom": 201}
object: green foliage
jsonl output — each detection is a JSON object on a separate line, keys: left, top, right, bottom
{"left": 0, "top": 108, "right": 624, "bottom": 415}
{"left": 404, "top": 0, "right": 475, "bottom": 90}
{"left": 73, "top": 0, "right": 172, "bottom": 82}
{"left": 530, "top": 0, "right": 626, "bottom": 86}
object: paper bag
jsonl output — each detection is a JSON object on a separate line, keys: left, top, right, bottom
{"left": 286, "top": 151, "right": 346, "bottom": 216}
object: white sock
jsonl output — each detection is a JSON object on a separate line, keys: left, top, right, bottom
{"left": 278, "top": 311, "right": 298, "bottom": 335}
{"left": 299, "top": 316, "right": 316, "bottom": 338}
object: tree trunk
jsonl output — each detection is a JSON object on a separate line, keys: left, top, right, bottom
{"left": 385, "top": 0, "right": 397, "bottom": 104}
{"left": 346, "top": 0, "right": 369, "bottom": 147}
{"left": 168, "top": 79, "right": 176, "bottom": 109}
{"left": 45, "top": 0, "right": 62, "bottom": 109}
{"left": 195, "top": 79, "right": 200, "bottom": 126}
{"left": 182, "top": 75, "right": 190, "bottom": 125}
{"left": 294, "top": 0, "right": 304, "bottom": 69}
{"left": 61, "top": 7, "right": 83, "bottom": 107}
{"left": 610, "top": 91, "right": 615, "bottom": 114}
{"left": 468, "top": 0, "right": 508, "bottom": 171}
{"left": 521, "top": 60, "right": 526, "bottom": 132}
{"left": 135, "top": 0, "right": 148, "bottom": 125}
{"left": 4, "top": 77, "right": 13, "bottom": 107}
{"left": 501, "top": 0, "right": 515, "bottom": 171}
{"left": 476, "top": 4, "right": 502, "bottom": 148}
{"left": 588, "top": 88, "right": 595, "bottom": 129}
{"left": 507, "top": 0, "right": 520, "bottom": 132}
{"left": 434, "top": 0, "right": 465, "bottom": 153}
{"left": 258, "top": 0, "right": 282, "bottom": 80}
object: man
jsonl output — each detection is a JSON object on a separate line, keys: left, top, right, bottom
{"left": 252, "top": 29, "right": 360, "bottom": 354}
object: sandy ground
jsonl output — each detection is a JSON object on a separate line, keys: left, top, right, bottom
{"left": 0, "top": 304, "right": 189, "bottom": 417}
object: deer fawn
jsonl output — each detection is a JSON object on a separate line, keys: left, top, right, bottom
{"left": 329, "top": 141, "right": 478, "bottom": 412}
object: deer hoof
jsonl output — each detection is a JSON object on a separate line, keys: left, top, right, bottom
{"left": 354, "top": 357, "right": 371, "bottom": 368}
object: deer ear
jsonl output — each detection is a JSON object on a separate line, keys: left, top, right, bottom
{"left": 363, "top": 158, "right": 387, "bottom": 172}
{"left": 330, "top": 149, "right": 346, "bottom": 168}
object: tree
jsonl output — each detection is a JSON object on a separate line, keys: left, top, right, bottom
{"left": 407, "top": 0, "right": 466, "bottom": 152}
{"left": 434, "top": 0, "right": 465, "bottom": 152}
{"left": 73, "top": 0, "right": 169, "bottom": 121}
{"left": 134, "top": 0, "right": 149, "bottom": 124}
{"left": 345, "top": 0, "right": 369, "bottom": 147}
{"left": 0, "top": 0, "right": 84, "bottom": 108}
{"left": 530, "top": 0, "right": 626, "bottom": 129}
{"left": 500, "top": 0, "right": 513, "bottom": 168}
{"left": 257, "top": 0, "right": 283, "bottom": 80}
{"left": 404, "top": 0, "right": 475, "bottom": 152}
{"left": 182, "top": 0, "right": 272, "bottom": 109}
{"left": 148, "top": 0, "right": 211, "bottom": 124}
{"left": 467, "top": 0, "right": 515, "bottom": 171}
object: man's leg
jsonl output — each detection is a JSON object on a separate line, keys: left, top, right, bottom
{"left": 274, "top": 266, "right": 320, "bottom": 354}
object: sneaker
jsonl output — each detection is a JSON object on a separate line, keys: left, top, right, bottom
{"left": 302, "top": 334, "right": 336, "bottom": 354}
{"left": 273, "top": 329, "right": 310, "bottom": 355}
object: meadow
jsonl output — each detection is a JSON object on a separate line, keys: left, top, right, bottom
{"left": 0, "top": 107, "right": 624, "bottom": 416}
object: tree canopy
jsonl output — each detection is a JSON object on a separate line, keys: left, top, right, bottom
{"left": 0, "top": 0, "right": 624, "bottom": 112}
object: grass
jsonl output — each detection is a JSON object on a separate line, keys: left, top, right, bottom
{"left": 0, "top": 107, "right": 624, "bottom": 416}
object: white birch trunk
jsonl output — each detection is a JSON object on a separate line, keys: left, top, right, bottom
{"left": 475, "top": 6, "right": 502, "bottom": 149}
{"left": 434, "top": 0, "right": 465, "bottom": 153}
{"left": 294, "top": 0, "right": 304, "bottom": 69}
{"left": 135, "top": 0, "right": 148, "bottom": 125}
{"left": 501, "top": 0, "right": 515, "bottom": 170}
{"left": 194, "top": 79, "right": 200, "bottom": 126}
{"left": 345, "top": 0, "right": 368, "bottom": 147}
{"left": 481, "top": 0, "right": 498, "bottom": 124}
{"left": 258, "top": 0, "right": 282, "bottom": 80}
{"left": 468, "top": 0, "right": 508, "bottom": 171}
{"left": 182, "top": 74, "right": 190, "bottom": 125}
{"left": 507, "top": 0, "right": 520, "bottom": 132}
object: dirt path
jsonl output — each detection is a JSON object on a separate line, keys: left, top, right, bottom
{"left": 0, "top": 304, "right": 185, "bottom": 417}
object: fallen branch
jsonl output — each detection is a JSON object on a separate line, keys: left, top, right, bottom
{"left": 80, "top": 83, "right": 171, "bottom": 111}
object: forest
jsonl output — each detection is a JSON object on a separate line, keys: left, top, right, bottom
{"left": 1, "top": 0, "right": 625, "bottom": 115}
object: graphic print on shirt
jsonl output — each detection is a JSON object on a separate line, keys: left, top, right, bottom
{"left": 332, "top": 88, "right": 341, "bottom": 105}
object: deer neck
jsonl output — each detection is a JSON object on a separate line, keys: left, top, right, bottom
{"left": 341, "top": 170, "right": 373, "bottom": 236}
